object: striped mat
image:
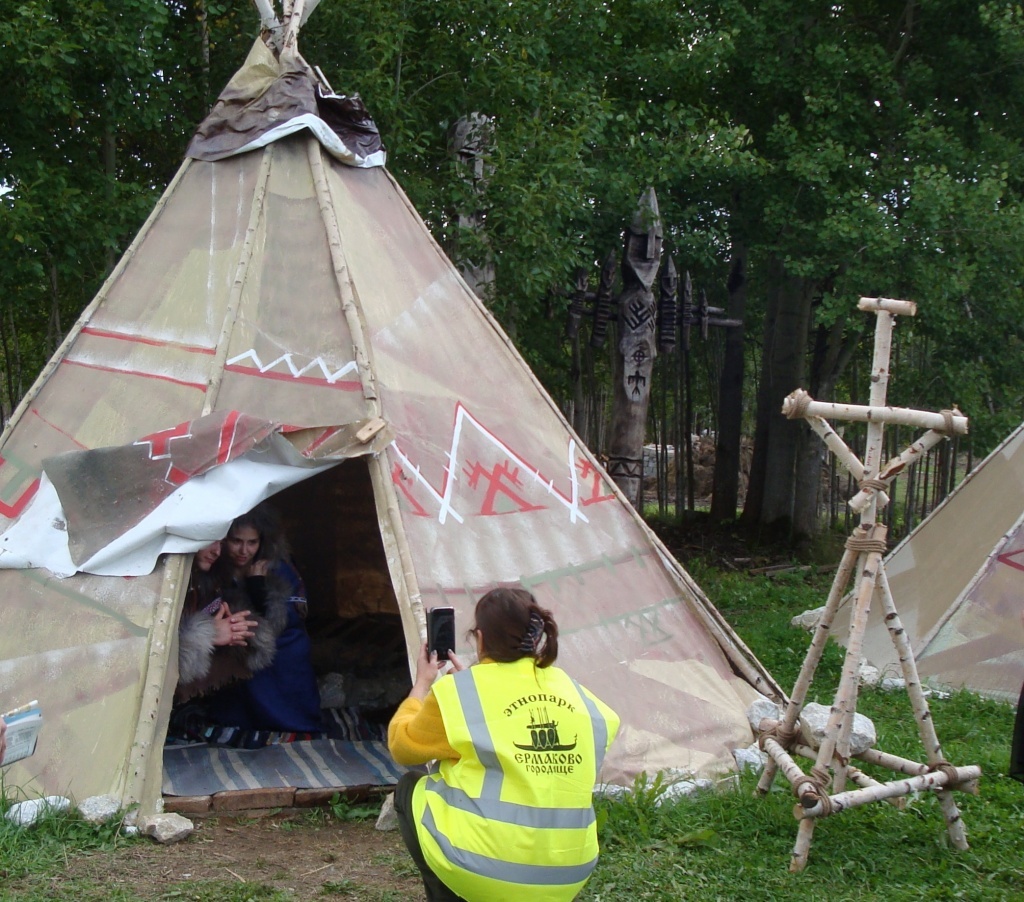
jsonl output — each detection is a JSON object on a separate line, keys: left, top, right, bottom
{"left": 162, "top": 739, "right": 409, "bottom": 796}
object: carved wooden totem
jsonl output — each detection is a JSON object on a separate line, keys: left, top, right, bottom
{"left": 606, "top": 188, "right": 664, "bottom": 507}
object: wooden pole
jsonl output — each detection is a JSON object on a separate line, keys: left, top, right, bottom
{"left": 755, "top": 535, "right": 860, "bottom": 796}
{"left": 782, "top": 392, "right": 968, "bottom": 435}
{"left": 758, "top": 296, "right": 978, "bottom": 872}
{"left": 796, "top": 766, "right": 981, "bottom": 819}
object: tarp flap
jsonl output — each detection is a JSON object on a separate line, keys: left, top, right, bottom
{"left": 186, "top": 38, "right": 386, "bottom": 168}
{"left": 46, "top": 410, "right": 277, "bottom": 564}
{"left": 0, "top": 412, "right": 393, "bottom": 578}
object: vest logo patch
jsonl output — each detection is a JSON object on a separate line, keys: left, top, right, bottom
{"left": 515, "top": 707, "right": 577, "bottom": 752}
{"left": 512, "top": 706, "right": 584, "bottom": 774}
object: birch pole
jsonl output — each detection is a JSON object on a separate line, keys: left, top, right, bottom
{"left": 758, "top": 296, "right": 978, "bottom": 873}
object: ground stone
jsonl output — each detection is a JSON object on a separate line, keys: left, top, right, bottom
{"left": 375, "top": 792, "right": 398, "bottom": 831}
{"left": 746, "top": 695, "right": 782, "bottom": 733}
{"left": 791, "top": 606, "right": 826, "bottom": 631}
{"left": 800, "top": 702, "right": 876, "bottom": 754}
{"left": 5, "top": 796, "right": 71, "bottom": 827}
{"left": 77, "top": 794, "right": 121, "bottom": 824}
{"left": 733, "top": 745, "right": 768, "bottom": 774}
{"left": 138, "top": 812, "right": 194, "bottom": 844}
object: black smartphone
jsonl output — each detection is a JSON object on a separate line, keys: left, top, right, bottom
{"left": 427, "top": 606, "right": 456, "bottom": 661}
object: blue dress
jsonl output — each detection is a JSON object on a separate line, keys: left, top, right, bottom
{"left": 205, "top": 560, "right": 323, "bottom": 733}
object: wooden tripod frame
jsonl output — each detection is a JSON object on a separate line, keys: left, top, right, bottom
{"left": 756, "top": 298, "right": 981, "bottom": 872}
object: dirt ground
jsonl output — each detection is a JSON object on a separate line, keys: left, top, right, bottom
{"left": 62, "top": 808, "right": 425, "bottom": 899}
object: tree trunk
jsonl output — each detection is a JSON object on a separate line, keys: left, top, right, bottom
{"left": 46, "top": 258, "right": 61, "bottom": 356}
{"left": 742, "top": 261, "right": 812, "bottom": 532}
{"left": 103, "top": 128, "right": 117, "bottom": 274}
{"left": 198, "top": 0, "right": 211, "bottom": 114}
{"left": 710, "top": 239, "right": 747, "bottom": 522}
{"left": 792, "top": 313, "right": 860, "bottom": 539}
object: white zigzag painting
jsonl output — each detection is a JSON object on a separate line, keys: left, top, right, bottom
{"left": 226, "top": 350, "right": 359, "bottom": 384}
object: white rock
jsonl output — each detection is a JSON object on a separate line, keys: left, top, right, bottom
{"left": 733, "top": 745, "right": 768, "bottom": 774}
{"left": 5, "top": 796, "right": 72, "bottom": 827}
{"left": 594, "top": 783, "right": 629, "bottom": 801}
{"left": 375, "top": 793, "right": 397, "bottom": 831}
{"left": 858, "top": 661, "right": 881, "bottom": 687}
{"left": 746, "top": 695, "right": 782, "bottom": 733}
{"left": 790, "top": 606, "right": 826, "bottom": 632}
{"left": 77, "top": 795, "right": 121, "bottom": 824}
{"left": 878, "top": 677, "right": 946, "bottom": 699}
{"left": 138, "top": 812, "right": 193, "bottom": 844}
{"left": 654, "top": 779, "right": 713, "bottom": 806}
{"left": 800, "top": 702, "right": 876, "bottom": 755}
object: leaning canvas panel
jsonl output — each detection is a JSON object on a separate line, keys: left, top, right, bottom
{"left": 838, "top": 422, "right": 1024, "bottom": 696}
{"left": 914, "top": 510, "right": 1024, "bottom": 700}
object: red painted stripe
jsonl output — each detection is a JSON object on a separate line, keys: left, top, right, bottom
{"left": 29, "top": 409, "right": 90, "bottom": 449}
{"left": 223, "top": 364, "right": 361, "bottom": 391}
{"left": 0, "top": 476, "right": 40, "bottom": 518}
{"left": 62, "top": 358, "right": 208, "bottom": 392}
{"left": 997, "top": 549, "right": 1024, "bottom": 572}
{"left": 81, "top": 326, "right": 216, "bottom": 356}
{"left": 304, "top": 426, "right": 343, "bottom": 454}
{"left": 216, "top": 410, "right": 242, "bottom": 465}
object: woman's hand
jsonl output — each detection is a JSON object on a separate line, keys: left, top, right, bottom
{"left": 410, "top": 642, "right": 444, "bottom": 699}
{"left": 448, "top": 652, "right": 468, "bottom": 672}
{"left": 212, "top": 603, "right": 258, "bottom": 647}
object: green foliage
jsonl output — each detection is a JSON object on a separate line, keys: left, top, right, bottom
{"left": 580, "top": 563, "right": 1024, "bottom": 900}
{"left": 0, "top": 799, "right": 134, "bottom": 895}
{"left": 327, "top": 793, "right": 381, "bottom": 822}
{"left": 2, "top": 0, "right": 1024, "bottom": 478}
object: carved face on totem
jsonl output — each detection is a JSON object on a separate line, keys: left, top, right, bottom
{"left": 622, "top": 187, "right": 664, "bottom": 292}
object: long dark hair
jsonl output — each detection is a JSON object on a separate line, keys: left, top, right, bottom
{"left": 215, "top": 499, "right": 290, "bottom": 585}
{"left": 473, "top": 588, "right": 558, "bottom": 668}
{"left": 220, "top": 503, "right": 288, "bottom": 569}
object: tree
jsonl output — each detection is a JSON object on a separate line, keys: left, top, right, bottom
{"left": 0, "top": 1, "right": 253, "bottom": 421}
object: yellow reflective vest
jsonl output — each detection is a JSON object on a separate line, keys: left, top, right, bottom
{"left": 412, "top": 658, "right": 620, "bottom": 902}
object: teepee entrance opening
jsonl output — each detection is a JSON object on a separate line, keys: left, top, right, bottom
{"left": 163, "top": 461, "right": 415, "bottom": 810}
{"left": 278, "top": 462, "right": 412, "bottom": 732}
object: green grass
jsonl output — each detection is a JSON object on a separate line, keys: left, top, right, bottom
{"left": 2, "top": 564, "right": 1022, "bottom": 900}
{"left": 581, "top": 564, "right": 1024, "bottom": 900}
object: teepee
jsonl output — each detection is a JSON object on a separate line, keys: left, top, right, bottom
{"left": 840, "top": 422, "right": 1024, "bottom": 701}
{"left": 0, "top": 10, "right": 779, "bottom": 814}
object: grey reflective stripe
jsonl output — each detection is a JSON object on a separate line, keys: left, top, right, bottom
{"left": 423, "top": 804, "right": 598, "bottom": 887}
{"left": 453, "top": 669, "right": 504, "bottom": 799}
{"left": 425, "top": 780, "right": 595, "bottom": 829}
{"left": 571, "top": 678, "right": 611, "bottom": 772}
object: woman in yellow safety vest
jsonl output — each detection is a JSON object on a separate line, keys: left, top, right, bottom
{"left": 388, "top": 587, "right": 620, "bottom": 902}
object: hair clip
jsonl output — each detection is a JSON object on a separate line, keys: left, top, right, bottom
{"left": 517, "top": 611, "right": 544, "bottom": 653}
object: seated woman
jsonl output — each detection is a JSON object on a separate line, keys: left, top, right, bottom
{"left": 176, "top": 540, "right": 260, "bottom": 703}
{"left": 204, "top": 505, "right": 323, "bottom": 735}
{"left": 388, "top": 588, "right": 620, "bottom": 902}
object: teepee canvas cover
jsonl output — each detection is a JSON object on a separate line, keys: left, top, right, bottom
{"left": 841, "top": 422, "right": 1024, "bottom": 700}
{"left": 0, "top": 29, "right": 777, "bottom": 812}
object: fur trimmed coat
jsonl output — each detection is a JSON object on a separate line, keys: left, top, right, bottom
{"left": 203, "top": 560, "right": 323, "bottom": 733}
{"left": 176, "top": 571, "right": 289, "bottom": 703}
